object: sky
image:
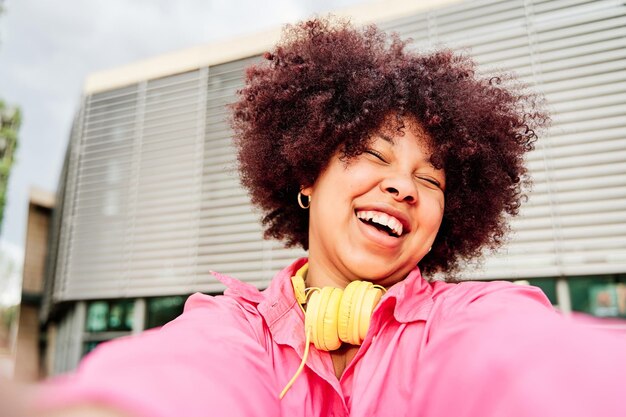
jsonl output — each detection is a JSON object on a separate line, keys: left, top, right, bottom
{"left": 0, "top": 0, "right": 372, "bottom": 304}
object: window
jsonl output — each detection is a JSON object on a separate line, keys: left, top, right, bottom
{"left": 146, "top": 296, "right": 187, "bottom": 329}
{"left": 528, "top": 278, "right": 558, "bottom": 306}
{"left": 86, "top": 300, "right": 134, "bottom": 332}
{"left": 569, "top": 275, "right": 626, "bottom": 319}
{"left": 81, "top": 297, "right": 189, "bottom": 359}
{"left": 83, "top": 340, "right": 104, "bottom": 356}
{"left": 83, "top": 299, "right": 135, "bottom": 356}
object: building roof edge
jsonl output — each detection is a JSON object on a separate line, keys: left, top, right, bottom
{"left": 84, "top": 0, "right": 460, "bottom": 94}
{"left": 29, "top": 186, "right": 55, "bottom": 209}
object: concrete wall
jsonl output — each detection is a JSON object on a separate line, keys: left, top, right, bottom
{"left": 13, "top": 305, "right": 41, "bottom": 380}
{"left": 13, "top": 188, "right": 54, "bottom": 381}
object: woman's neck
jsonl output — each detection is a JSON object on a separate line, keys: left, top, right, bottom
{"left": 305, "top": 257, "right": 354, "bottom": 289}
{"left": 304, "top": 256, "right": 405, "bottom": 290}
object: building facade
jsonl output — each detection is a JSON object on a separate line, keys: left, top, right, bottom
{"left": 40, "top": 0, "right": 626, "bottom": 374}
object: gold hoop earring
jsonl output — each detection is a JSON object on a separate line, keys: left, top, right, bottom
{"left": 297, "top": 191, "right": 311, "bottom": 209}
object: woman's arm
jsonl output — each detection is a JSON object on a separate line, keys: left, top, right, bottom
{"left": 29, "top": 294, "right": 280, "bottom": 417}
{"left": 32, "top": 405, "right": 131, "bottom": 417}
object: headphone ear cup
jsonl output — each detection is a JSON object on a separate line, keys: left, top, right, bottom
{"left": 338, "top": 281, "right": 383, "bottom": 346}
{"left": 302, "top": 278, "right": 384, "bottom": 351}
{"left": 291, "top": 274, "right": 307, "bottom": 305}
{"left": 305, "top": 290, "right": 322, "bottom": 349}
{"left": 320, "top": 288, "right": 342, "bottom": 351}
{"left": 359, "top": 287, "right": 383, "bottom": 341}
{"left": 348, "top": 281, "right": 372, "bottom": 345}
{"left": 337, "top": 281, "right": 359, "bottom": 344}
{"left": 306, "top": 288, "right": 343, "bottom": 351}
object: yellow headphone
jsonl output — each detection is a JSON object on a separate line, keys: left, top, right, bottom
{"left": 291, "top": 263, "right": 385, "bottom": 351}
{"left": 280, "top": 263, "right": 386, "bottom": 398}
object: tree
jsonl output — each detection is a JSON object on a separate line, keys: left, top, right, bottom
{"left": 0, "top": 100, "right": 21, "bottom": 233}
{"left": 0, "top": 1, "right": 23, "bottom": 234}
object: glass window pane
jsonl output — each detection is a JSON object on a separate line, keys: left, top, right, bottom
{"left": 569, "top": 275, "right": 626, "bottom": 319}
{"left": 570, "top": 276, "right": 611, "bottom": 315}
{"left": 86, "top": 300, "right": 134, "bottom": 332}
{"left": 83, "top": 341, "right": 104, "bottom": 356}
{"left": 86, "top": 301, "right": 109, "bottom": 332}
{"left": 109, "top": 300, "right": 134, "bottom": 331}
{"left": 528, "top": 278, "right": 557, "bottom": 305}
{"left": 588, "top": 283, "right": 626, "bottom": 318}
{"left": 146, "top": 296, "right": 186, "bottom": 329}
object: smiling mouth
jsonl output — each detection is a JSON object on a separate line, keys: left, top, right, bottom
{"left": 356, "top": 210, "right": 404, "bottom": 238}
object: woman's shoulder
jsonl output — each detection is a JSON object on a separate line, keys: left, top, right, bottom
{"left": 433, "top": 278, "right": 554, "bottom": 319}
{"left": 163, "top": 284, "right": 269, "bottom": 347}
{"left": 180, "top": 270, "right": 270, "bottom": 321}
{"left": 172, "top": 266, "right": 299, "bottom": 345}
{"left": 170, "top": 292, "right": 262, "bottom": 333}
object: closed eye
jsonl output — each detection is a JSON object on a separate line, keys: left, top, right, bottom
{"left": 418, "top": 176, "right": 442, "bottom": 189}
{"left": 365, "top": 149, "right": 388, "bottom": 163}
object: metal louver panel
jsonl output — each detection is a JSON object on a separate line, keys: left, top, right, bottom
{"left": 48, "top": 107, "right": 85, "bottom": 307}
{"left": 61, "top": 85, "right": 139, "bottom": 299}
{"left": 195, "top": 57, "right": 305, "bottom": 290}
{"left": 527, "top": 0, "right": 626, "bottom": 278}
{"left": 124, "top": 70, "right": 206, "bottom": 294}
{"left": 56, "top": 61, "right": 305, "bottom": 301}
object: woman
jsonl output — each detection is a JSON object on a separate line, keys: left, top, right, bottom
{"left": 31, "top": 17, "right": 625, "bottom": 417}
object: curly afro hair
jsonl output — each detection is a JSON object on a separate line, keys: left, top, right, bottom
{"left": 231, "top": 17, "right": 548, "bottom": 277}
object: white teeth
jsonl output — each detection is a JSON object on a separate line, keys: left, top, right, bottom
{"left": 356, "top": 210, "right": 403, "bottom": 237}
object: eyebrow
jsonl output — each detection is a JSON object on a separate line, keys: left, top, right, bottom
{"left": 373, "top": 132, "right": 442, "bottom": 172}
{"left": 374, "top": 133, "right": 395, "bottom": 144}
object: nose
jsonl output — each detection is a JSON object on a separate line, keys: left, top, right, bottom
{"left": 380, "top": 175, "right": 418, "bottom": 204}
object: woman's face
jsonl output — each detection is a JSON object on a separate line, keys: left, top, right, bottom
{"left": 302, "top": 120, "right": 445, "bottom": 288}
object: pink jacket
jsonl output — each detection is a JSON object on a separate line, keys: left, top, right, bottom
{"left": 38, "top": 258, "right": 626, "bottom": 416}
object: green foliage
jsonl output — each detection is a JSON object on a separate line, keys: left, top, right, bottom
{"left": 0, "top": 192, "right": 5, "bottom": 227}
{"left": 0, "top": 99, "right": 21, "bottom": 234}
{"left": 0, "top": 305, "right": 17, "bottom": 329}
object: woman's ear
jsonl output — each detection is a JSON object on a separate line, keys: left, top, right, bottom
{"left": 300, "top": 185, "right": 313, "bottom": 197}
